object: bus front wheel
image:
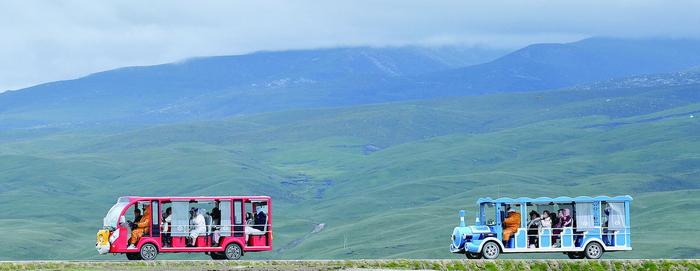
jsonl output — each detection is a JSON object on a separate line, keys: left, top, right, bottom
{"left": 584, "top": 242, "right": 604, "bottom": 259}
{"left": 224, "top": 243, "right": 242, "bottom": 260}
{"left": 481, "top": 241, "right": 500, "bottom": 259}
{"left": 139, "top": 243, "right": 158, "bottom": 261}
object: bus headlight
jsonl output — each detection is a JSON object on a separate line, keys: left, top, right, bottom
{"left": 109, "top": 229, "right": 119, "bottom": 243}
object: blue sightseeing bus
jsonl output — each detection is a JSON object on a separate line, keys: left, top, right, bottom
{"left": 450, "top": 196, "right": 632, "bottom": 259}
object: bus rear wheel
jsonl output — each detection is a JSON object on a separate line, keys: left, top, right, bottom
{"left": 126, "top": 252, "right": 142, "bottom": 261}
{"left": 584, "top": 242, "right": 604, "bottom": 259}
{"left": 224, "top": 243, "right": 242, "bottom": 260}
{"left": 465, "top": 252, "right": 482, "bottom": 259}
{"left": 481, "top": 241, "right": 500, "bottom": 259}
{"left": 139, "top": 243, "right": 158, "bottom": 261}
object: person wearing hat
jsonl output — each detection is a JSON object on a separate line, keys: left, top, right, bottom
{"left": 502, "top": 206, "right": 521, "bottom": 244}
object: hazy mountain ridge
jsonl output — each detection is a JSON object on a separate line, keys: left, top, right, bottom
{"left": 395, "top": 38, "right": 700, "bottom": 95}
{"left": 3, "top": 38, "right": 700, "bottom": 130}
{"left": 0, "top": 46, "right": 507, "bottom": 128}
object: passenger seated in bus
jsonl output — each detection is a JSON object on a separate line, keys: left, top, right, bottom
{"left": 552, "top": 209, "right": 564, "bottom": 247}
{"left": 127, "top": 204, "right": 151, "bottom": 249}
{"left": 210, "top": 201, "right": 222, "bottom": 246}
{"left": 527, "top": 211, "right": 541, "bottom": 248}
{"left": 502, "top": 207, "right": 520, "bottom": 244}
{"left": 541, "top": 210, "right": 553, "bottom": 229}
{"left": 245, "top": 212, "right": 263, "bottom": 242}
{"left": 161, "top": 207, "right": 172, "bottom": 247}
{"left": 254, "top": 206, "right": 267, "bottom": 231}
{"left": 602, "top": 205, "right": 612, "bottom": 245}
{"left": 131, "top": 208, "right": 142, "bottom": 230}
{"left": 550, "top": 209, "right": 559, "bottom": 228}
{"left": 562, "top": 208, "right": 572, "bottom": 227}
{"left": 189, "top": 208, "right": 206, "bottom": 246}
{"left": 552, "top": 208, "right": 572, "bottom": 247}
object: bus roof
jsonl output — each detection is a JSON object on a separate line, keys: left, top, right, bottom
{"left": 476, "top": 195, "right": 632, "bottom": 204}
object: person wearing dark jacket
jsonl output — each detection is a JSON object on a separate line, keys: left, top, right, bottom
{"left": 210, "top": 201, "right": 222, "bottom": 246}
{"left": 527, "top": 211, "right": 541, "bottom": 248}
{"left": 254, "top": 206, "right": 267, "bottom": 231}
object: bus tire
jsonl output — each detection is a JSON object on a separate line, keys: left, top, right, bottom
{"left": 139, "top": 243, "right": 158, "bottom": 261}
{"left": 224, "top": 243, "right": 242, "bottom": 260}
{"left": 481, "top": 241, "right": 500, "bottom": 260}
{"left": 584, "top": 242, "right": 604, "bottom": 259}
{"left": 567, "top": 252, "right": 585, "bottom": 259}
{"left": 465, "top": 252, "right": 482, "bottom": 259}
{"left": 126, "top": 252, "right": 142, "bottom": 261}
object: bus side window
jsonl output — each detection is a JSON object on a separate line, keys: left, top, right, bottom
{"left": 234, "top": 200, "right": 243, "bottom": 237}
{"left": 171, "top": 201, "right": 190, "bottom": 237}
{"left": 220, "top": 200, "right": 232, "bottom": 237}
{"left": 151, "top": 200, "right": 160, "bottom": 237}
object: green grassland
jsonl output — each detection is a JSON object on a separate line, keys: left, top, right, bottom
{"left": 0, "top": 84, "right": 699, "bottom": 260}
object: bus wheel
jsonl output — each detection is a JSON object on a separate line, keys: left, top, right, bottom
{"left": 126, "top": 252, "right": 142, "bottom": 261}
{"left": 567, "top": 252, "right": 585, "bottom": 259}
{"left": 224, "top": 243, "right": 242, "bottom": 260}
{"left": 465, "top": 252, "right": 482, "bottom": 259}
{"left": 481, "top": 241, "right": 500, "bottom": 260}
{"left": 584, "top": 242, "right": 604, "bottom": 259}
{"left": 139, "top": 243, "right": 158, "bottom": 261}
{"left": 210, "top": 252, "right": 226, "bottom": 260}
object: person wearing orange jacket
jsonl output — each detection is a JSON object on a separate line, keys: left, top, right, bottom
{"left": 128, "top": 204, "right": 151, "bottom": 249}
{"left": 502, "top": 207, "right": 521, "bottom": 243}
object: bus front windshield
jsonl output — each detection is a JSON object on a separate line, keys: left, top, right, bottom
{"left": 480, "top": 203, "right": 497, "bottom": 226}
{"left": 103, "top": 201, "right": 129, "bottom": 228}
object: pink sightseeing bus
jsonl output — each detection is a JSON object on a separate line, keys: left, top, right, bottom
{"left": 96, "top": 196, "right": 272, "bottom": 260}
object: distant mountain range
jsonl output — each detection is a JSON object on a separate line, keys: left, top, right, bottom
{"left": 0, "top": 46, "right": 506, "bottom": 128}
{"left": 2, "top": 37, "right": 700, "bottom": 129}
{"left": 393, "top": 38, "right": 700, "bottom": 96}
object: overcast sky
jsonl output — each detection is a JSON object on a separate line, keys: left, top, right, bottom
{"left": 2, "top": 0, "right": 700, "bottom": 91}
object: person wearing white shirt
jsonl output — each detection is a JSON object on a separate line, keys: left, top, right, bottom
{"left": 189, "top": 208, "right": 206, "bottom": 246}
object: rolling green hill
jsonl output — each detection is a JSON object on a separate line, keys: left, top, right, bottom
{"left": 0, "top": 82, "right": 699, "bottom": 260}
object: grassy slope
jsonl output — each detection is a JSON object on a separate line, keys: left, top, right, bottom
{"left": 0, "top": 84, "right": 699, "bottom": 260}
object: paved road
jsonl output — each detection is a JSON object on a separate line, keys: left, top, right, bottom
{"left": 0, "top": 259, "right": 697, "bottom": 271}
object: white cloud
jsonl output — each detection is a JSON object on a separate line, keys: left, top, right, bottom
{"left": 1, "top": 0, "right": 699, "bottom": 91}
